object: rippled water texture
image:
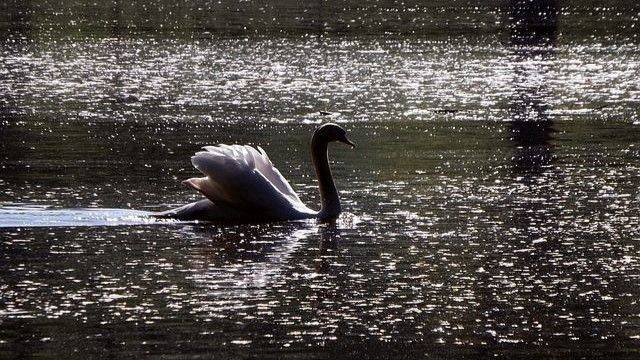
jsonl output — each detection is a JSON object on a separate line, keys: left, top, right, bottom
{"left": 2, "top": 1, "right": 640, "bottom": 358}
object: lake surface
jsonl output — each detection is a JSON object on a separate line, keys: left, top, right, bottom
{"left": 2, "top": 1, "right": 640, "bottom": 358}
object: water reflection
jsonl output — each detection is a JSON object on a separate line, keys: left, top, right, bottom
{"left": 188, "top": 221, "right": 343, "bottom": 304}
{"left": 508, "top": 0, "right": 558, "bottom": 178}
{"left": 1, "top": 118, "right": 640, "bottom": 356}
{"left": 316, "top": 222, "right": 340, "bottom": 274}
{"left": 508, "top": 0, "right": 558, "bottom": 47}
{"left": 2, "top": 1, "right": 640, "bottom": 356}
{"left": 189, "top": 222, "right": 316, "bottom": 301}
{"left": 0, "top": 0, "right": 32, "bottom": 40}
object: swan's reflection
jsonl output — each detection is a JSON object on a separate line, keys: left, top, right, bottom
{"left": 187, "top": 227, "right": 301, "bottom": 310}
{"left": 188, "top": 223, "right": 312, "bottom": 292}
{"left": 184, "top": 220, "right": 342, "bottom": 315}
{"left": 315, "top": 221, "right": 340, "bottom": 274}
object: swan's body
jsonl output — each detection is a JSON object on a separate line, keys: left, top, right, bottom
{"left": 154, "top": 123, "right": 354, "bottom": 223}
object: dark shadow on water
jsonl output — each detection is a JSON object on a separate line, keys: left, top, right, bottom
{"left": 492, "top": 1, "right": 617, "bottom": 347}
{"left": 509, "top": 93, "right": 555, "bottom": 178}
{"left": 507, "top": 0, "right": 558, "bottom": 179}
{"left": 508, "top": 0, "right": 558, "bottom": 47}
{"left": 0, "top": 0, "right": 32, "bottom": 40}
{"left": 109, "top": 0, "right": 124, "bottom": 37}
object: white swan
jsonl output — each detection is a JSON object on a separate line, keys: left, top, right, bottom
{"left": 154, "top": 123, "right": 355, "bottom": 222}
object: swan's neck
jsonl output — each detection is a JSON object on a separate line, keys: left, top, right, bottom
{"left": 311, "top": 136, "right": 341, "bottom": 219}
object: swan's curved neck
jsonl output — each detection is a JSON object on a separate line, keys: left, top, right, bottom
{"left": 311, "top": 135, "right": 341, "bottom": 219}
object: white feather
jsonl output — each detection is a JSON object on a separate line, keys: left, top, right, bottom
{"left": 185, "top": 144, "right": 314, "bottom": 220}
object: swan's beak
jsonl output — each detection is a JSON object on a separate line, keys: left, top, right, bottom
{"left": 339, "top": 136, "right": 356, "bottom": 148}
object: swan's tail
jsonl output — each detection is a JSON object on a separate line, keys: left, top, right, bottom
{"left": 151, "top": 202, "right": 207, "bottom": 220}
{"left": 152, "top": 199, "right": 250, "bottom": 222}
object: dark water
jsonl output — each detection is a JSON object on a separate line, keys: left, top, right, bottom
{"left": 2, "top": 1, "right": 640, "bottom": 358}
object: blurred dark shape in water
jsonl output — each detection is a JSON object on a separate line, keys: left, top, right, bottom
{"left": 0, "top": 0, "right": 32, "bottom": 38}
{"left": 508, "top": 0, "right": 559, "bottom": 46}
{"left": 0, "top": 0, "right": 638, "bottom": 41}
{"left": 114, "top": 94, "right": 140, "bottom": 104}
{"left": 508, "top": 0, "right": 557, "bottom": 177}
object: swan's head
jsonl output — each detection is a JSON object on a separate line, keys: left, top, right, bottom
{"left": 314, "top": 123, "right": 356, "bottom": 148}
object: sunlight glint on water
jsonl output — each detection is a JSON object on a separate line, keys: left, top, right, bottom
{"left": 2, "top": 3, "right": 640, "bottom": 358}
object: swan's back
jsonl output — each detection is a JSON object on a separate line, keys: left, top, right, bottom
{"left": 183, "top": 144, "right": 315, "bottom": 220}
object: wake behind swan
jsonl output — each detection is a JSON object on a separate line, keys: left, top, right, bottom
{"left": 0, "top": 204, "right": 179, "bottom": 228}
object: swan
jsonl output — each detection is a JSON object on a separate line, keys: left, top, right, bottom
{"left": 154, "top": 123, "right": 355, "bottom": 223}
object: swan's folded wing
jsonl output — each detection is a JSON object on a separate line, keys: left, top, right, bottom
{"left": 187, "top": 144, "right": 307, "bottom": 217}
{"left": 250, "top": 145, "right": 302, "bottom": 203}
